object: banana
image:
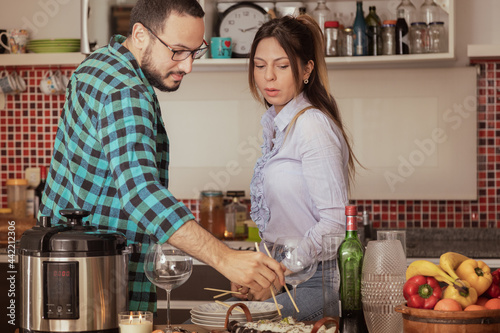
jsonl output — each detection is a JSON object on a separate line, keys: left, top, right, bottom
{"left": 406, "top": 260, "right": 456, "bottom": 284}
{"left": 439, "top": 252, "right": 470, "bottom": 281}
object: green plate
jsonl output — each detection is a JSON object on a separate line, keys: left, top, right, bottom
{"left": 28, "top": 45, "right": 80, "bottom": 53}
{"left": 29, "top": 38, "right": 80, "bottom": 43}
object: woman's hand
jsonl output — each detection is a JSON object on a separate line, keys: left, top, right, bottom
{"left": 247, "top": 286, "right": 273, "bottom": 301}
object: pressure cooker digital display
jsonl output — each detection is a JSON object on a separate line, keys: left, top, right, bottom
{"left": 43, "top": 261, "right": 79, "bottom": 319}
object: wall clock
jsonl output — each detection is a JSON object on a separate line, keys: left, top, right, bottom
{"left": 217, "top": 2, "right": 268, "bottom": 58}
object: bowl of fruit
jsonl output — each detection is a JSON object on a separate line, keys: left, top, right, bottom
{"left": 395, "top": 252, "right": 500, "bottom": 332}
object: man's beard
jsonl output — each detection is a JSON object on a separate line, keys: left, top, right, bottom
{"left": 141, "top": 47, "right": 185, "bottom": 92}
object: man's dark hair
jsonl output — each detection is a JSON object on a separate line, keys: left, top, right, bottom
{"left": 128, "top": 0, "right": 205, "bottom": 35}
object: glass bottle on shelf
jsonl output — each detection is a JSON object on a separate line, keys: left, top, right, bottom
{"left": 224, "top": 190, "right": 248, "bottom": 240}
{"left": 365, "top": 6, "right": 382, "bottom": 55}
{"left": 312, "top": 0, "right": 332, "bottom": 35}
{"left": 420, "top": 0, "right": 440, "bottom": 25}
{"left": 396, "top": 0, "right": 417, "bottom": 26}
{"left": 352, "top": 1, "right": 367, "bottom": 56}
{"left": 338, "top": 205, "right": 368, "bottom": 333}
{"left": 342, "top": 27, "right": 354, "bottom": 56}
{"left": 395, "top": 8, "right": 410, "bottom": 54}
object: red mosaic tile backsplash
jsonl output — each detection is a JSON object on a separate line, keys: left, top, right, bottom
{"left": 0, "top": 61, "right": 498, "bottom": 229}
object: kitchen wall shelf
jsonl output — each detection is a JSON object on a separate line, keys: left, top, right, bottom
{"left": 0, "top": 0, "right": 455, "bottom": 70}
{"left": 467, "top": 44, "right": 500, "bottom": 59}
{"left": 0, "top": 52, "right": 86, "bottom": 66}
{"left": 193, "top": 52, "right": 455, "bottom": 71}
{"left": 195, "top": 0, "right": 455, "bottom": 70}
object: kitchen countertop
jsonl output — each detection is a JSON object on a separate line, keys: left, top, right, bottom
{"left": 3, "top": 229, "right": 500, "bottom": 263}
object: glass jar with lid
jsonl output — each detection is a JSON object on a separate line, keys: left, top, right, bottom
{"left": 428, "top": 21, "right": 446, "bottom": 53}
{"left": 199, "top": 190, "right": 225, "bottom": 239}
{"left": 324, "top": 21, "right": 339, "bottom": 57}
{"left": 410, "top": 22, "right": 428, "bottom": 54}
{"left": 382, "top": 20, "right": 396, "bottom": 55}
{"left": 6, "top": 178, "right": 28, "bottom": 217}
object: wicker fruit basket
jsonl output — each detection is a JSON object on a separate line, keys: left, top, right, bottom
{"left": 395, "top": 304, "right": 500, "bottom": 333}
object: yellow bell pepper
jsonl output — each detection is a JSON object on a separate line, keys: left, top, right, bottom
{"left": 455, "top": 259, "right": 493, "bottom": 295}
{"left": 442, "top": 279, "right": 478, "bottom": 309}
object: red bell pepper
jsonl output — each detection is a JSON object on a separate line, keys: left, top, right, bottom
{"left": 403, "top": 275, "right": 442, "bottom": 309}
{"left": 486, "top": 268, "right": 500, "bottom": 298}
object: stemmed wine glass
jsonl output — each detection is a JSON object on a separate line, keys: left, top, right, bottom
{"left": 271, "top": 236, "right": 318, "bottom": 318}
{"left": 144, "top": 242, "right": 193, "bottom": 333}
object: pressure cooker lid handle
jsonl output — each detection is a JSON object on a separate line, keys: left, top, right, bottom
{"left": 60, "top": 208, "right": 91, "bottom": 226}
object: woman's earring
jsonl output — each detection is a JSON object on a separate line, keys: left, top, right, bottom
{"left": 304, "top": 78, "right": 309, "bottom": 84}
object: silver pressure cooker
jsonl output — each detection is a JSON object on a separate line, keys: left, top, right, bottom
{"left": 19, "top": 209, "right": 133, "bottom": 333}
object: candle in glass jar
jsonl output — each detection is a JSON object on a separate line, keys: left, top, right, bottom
{"left": 119, "top": 311, "right": 153, "bottom": 333}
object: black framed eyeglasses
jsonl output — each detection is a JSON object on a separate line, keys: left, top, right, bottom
{"left": 142, "top": 24, "right": 208, "bottom": 61}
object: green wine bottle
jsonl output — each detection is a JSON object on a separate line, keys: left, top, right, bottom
{"left": 365, "top": 6, "right": 382, "bottom": 55}
{"left": 337, "top": 205, "right": 368, "bottom": 333}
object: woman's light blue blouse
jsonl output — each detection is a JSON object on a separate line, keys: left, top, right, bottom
{"left": 250, "top": 93, "right": 349, "bottom": 255}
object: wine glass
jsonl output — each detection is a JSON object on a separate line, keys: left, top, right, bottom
{"left": 144, "top": 242, "right": 193, "bottom": 333}
{"left": 271, "top": 236, "right": 318, "bottom": 317}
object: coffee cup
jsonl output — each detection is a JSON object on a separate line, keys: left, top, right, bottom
{"left": 54, "top": 70, "right": 69, "bottom": 93}
{"left": 0, "top": 71, "right": 18, "bottom": 94}
{"left": 0, "top": 30, "right": 8, "bottom": 54}
{"left": 210, "top": 37, "right": 232, "bottom": 59}
{"left": 39, "top": 70, "right": 62, "bottom": 95}
{"left": 0, "top": 29, "right": 29, "bottom": 54}
{"left": 11, "top": 71, "right": 26, "bottom": 94}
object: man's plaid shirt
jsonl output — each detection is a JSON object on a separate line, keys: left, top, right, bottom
{"left": 39, "top": 35, "right": 195, "bottom": 312}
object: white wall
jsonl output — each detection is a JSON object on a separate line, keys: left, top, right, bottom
{"left": 1, "top": 0, "right": 499, "bottom": 64}
{"left": 0, "top": 0, "right": 494, "bottom": 199}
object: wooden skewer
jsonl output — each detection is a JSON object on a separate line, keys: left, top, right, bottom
{"left": 215, "top": 300, "right": 245, "bottom": 313}
{"left": 213, "top": 292, "right": 231, "bottom": 299}
{"left": 255, "top": 242, "right": 282, "bottom": 316}
{"left": 204, "top": 287, "right": 242, "bottom": 294}
{"left": 262, "top": 242, "right": 300, "bottom": 313}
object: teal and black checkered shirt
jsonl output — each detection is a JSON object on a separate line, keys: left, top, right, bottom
{"left": 39, "top": 35, "right": 195, "bottom": 312}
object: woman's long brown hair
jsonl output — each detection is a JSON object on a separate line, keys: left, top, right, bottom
{"left": 248, "top": 15, "right": 359, "bottom": 188}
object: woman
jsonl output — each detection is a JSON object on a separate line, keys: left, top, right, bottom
{"left": 230, "top": 15, "right": 358, "bottom": 321}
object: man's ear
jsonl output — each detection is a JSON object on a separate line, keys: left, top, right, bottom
{"left": 130, "top": 22, "right": 149, "bottom": 50}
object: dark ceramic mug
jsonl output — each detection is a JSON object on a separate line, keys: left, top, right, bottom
{"left": 0, "top": 30, "right": 7, "bottom": 54}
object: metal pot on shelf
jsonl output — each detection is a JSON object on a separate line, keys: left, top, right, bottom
{"left": 19, "top": 209, "right": 134, "bottom": 333}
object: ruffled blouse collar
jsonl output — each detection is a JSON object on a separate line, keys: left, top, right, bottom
{"left": 250, "top": 93, "right": 311, "bottom": 233}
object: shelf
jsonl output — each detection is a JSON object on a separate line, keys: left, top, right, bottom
{"left": 1, "top": 51, "right": 455, "bottom": 71}
{"left": 193, "top": 51, "right": 455, "bottom": 71}
{"left": 467, "top": 44, "right": 500, "bottom": 59}
{"left": 0, "top": 52, "right": 86, "bottom": 66}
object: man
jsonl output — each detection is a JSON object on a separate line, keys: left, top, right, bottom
{"left": 39, "top": 0, "right": 284, "bottom": 312}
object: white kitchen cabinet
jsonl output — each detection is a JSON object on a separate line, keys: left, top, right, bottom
{"left": 0, "top": 0, "right": 455, "bottom": 69}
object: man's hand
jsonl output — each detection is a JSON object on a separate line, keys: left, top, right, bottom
{"left": 168, "top": 220, "right": 285, "bottom": 291}
{"left": 217, "top": 249, "right": 285, "bottom": 292}
{"left": 230, "top": 282, "right": 249, "bottom": 300}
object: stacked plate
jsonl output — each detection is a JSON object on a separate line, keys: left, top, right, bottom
{"left": 191, "top": 301, "right": 283, "bottom": 331}
{"left": 27, "top": 39, "right": 80, "bottom": 53}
